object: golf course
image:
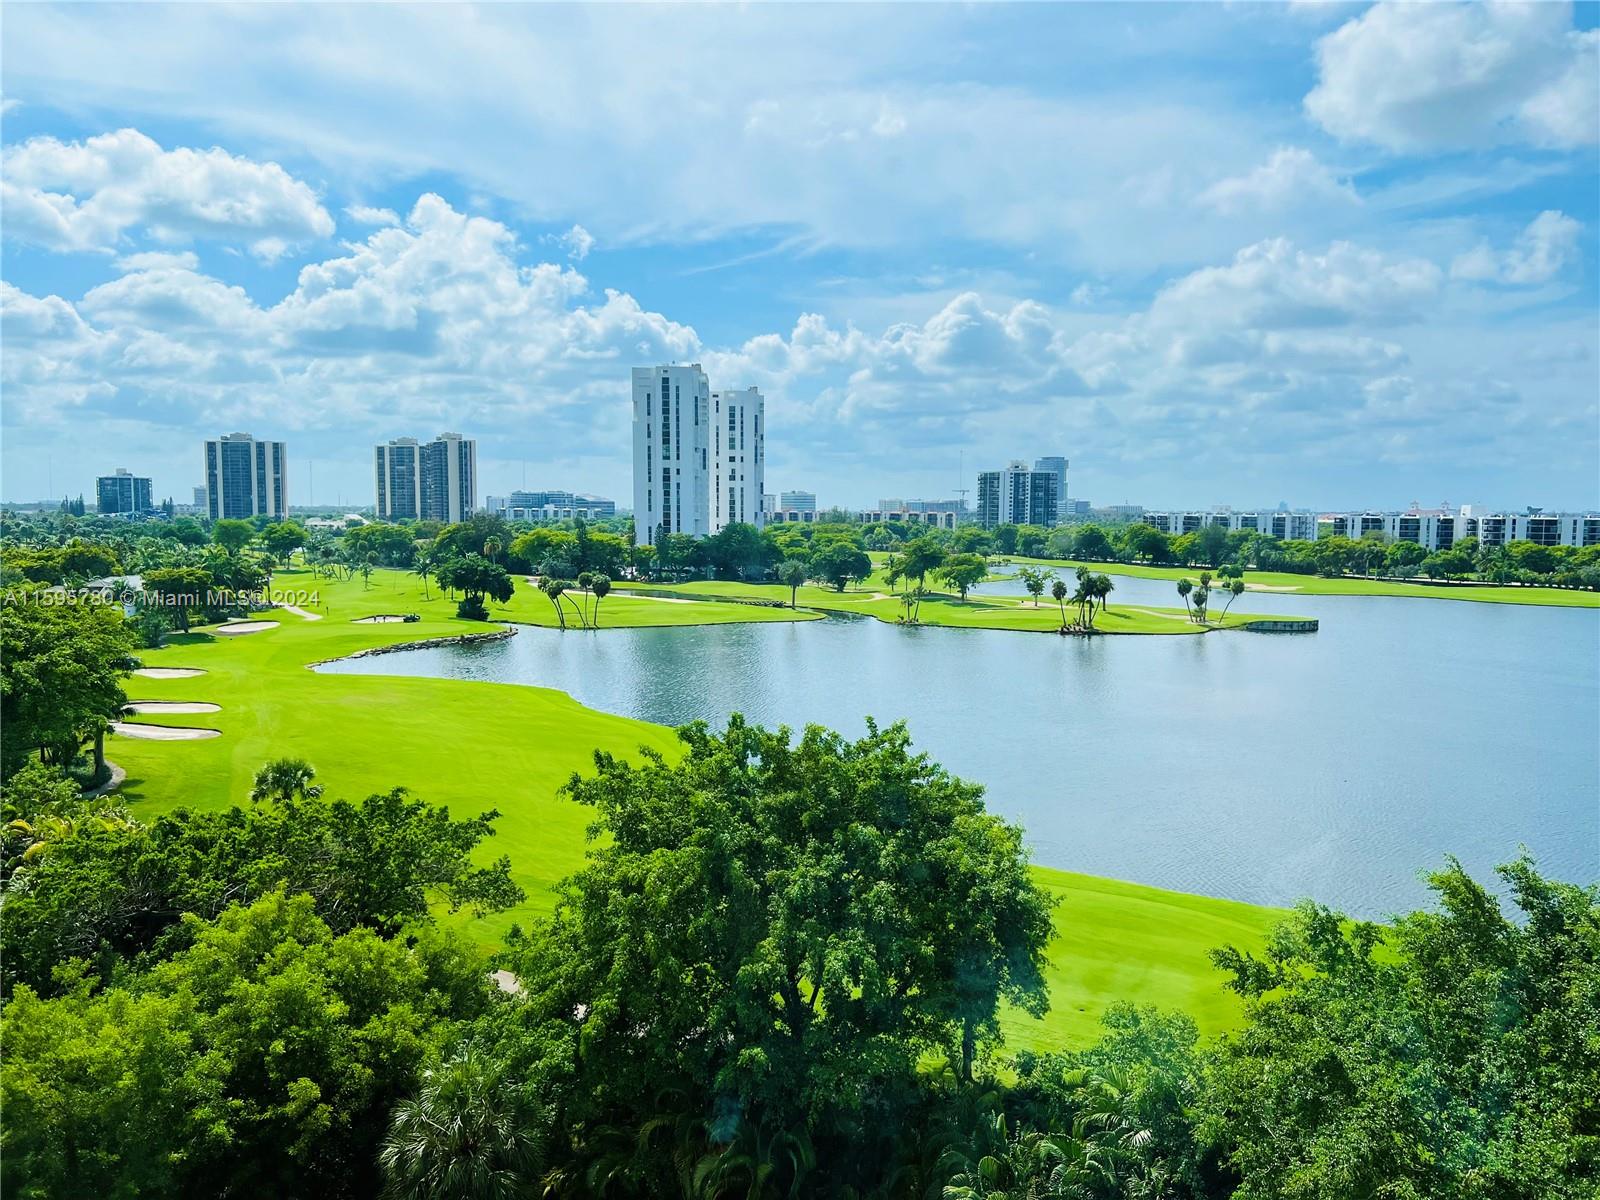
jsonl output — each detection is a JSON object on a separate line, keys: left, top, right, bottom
{"left": 108, "top": 566, "right": 1280, "bottom": 1048}
{"left": 611, "top": 575, "right": 1316, "bottom": 635}
{"left": 993, "top": 554, "right": 1600, "bottom": 607}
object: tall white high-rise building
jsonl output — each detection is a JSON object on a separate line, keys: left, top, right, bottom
{"left": 374, "top": 438, "right": 422, "bottom": 520}
{"left": 633, "top": 364, "right": 712, "bottom": 544}
{"left": 375, "top": 433, "right": 476, "bottom": 523}
{"left": 977, "top": 460, "right": 1057, "bottom": 528}
{"left": 711, "top": 386, "right": 765, "bottom": 533}
{"left": 419, "top": 433, "right": 476, "bottom": 523}
{"left": 204, "top": 432, "right": 288, "bottom": 520}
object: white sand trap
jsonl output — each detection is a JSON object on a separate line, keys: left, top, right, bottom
{"left": 281, "top": 604, "right": 323, "bottom": 620}
{"left": 625, "top": 593, "right": 696, "bottom": 604}
{"left": 215, "top": 621, "right": 279, "bottom": 635}
{"left": 111, "top": 721, "right": 221, "bottom": 741}
{"left": 1245, "top": 583, "right": 1303, "bottom": 592}
{"left": 124, "top": 701, "right": 221, "bottom": 715}
{"left": 354, "top": 614, "right": 409, "bottom": 623}
{"left": 133, "top": 667, "right": 206, "bottom": 679}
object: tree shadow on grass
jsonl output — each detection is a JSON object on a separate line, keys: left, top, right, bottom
{"left": 159, "top": 632, "right": 218, "bottom": 647}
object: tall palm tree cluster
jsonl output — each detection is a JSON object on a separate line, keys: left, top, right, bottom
{"left": 379, "top": 1056, "right": 1176, "bottom": 1200}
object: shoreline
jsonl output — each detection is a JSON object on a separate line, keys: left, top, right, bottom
{"left": 989, "top": 554, "right": 1600, "bottom": 608}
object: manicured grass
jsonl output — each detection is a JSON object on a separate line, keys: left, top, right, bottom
{"left": 1018, "top": 871, "right": 1280, "bottom": 1051}
{"left": 993, "top": 555, "right": 1600, "bottom": 608}
{"left": 111, "top": 584, "right": 1278, "bottom": 1047}
{"left": 618, "top": 578, "right": 1307, "bottom": 635}
{"left": 299, "top": 567, "right": 822, "bottom": 629}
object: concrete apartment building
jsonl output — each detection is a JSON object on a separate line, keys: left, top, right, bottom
{"left": 779, "top": 490, "right": 816, "bottom": 514}
{"left": 977, "top": 461, "right": 1058, "bottom": 528}
{"left": 1143, "top": 511, "right": 1320, "bottom": 540}
{"left": 96, "top": 468, "right": 153, "bottom": 516}
{"left": 1140, "top": 508, "right": 1599, "bottom": 550}
{"left": 375, "top": 433, "right": 477, "bottom": 523}
{"left": 485, "top": 491, "right": 615, "bottom": 521}
{"left": 713, "top": 386, "right": 765, "bottom": 532}
{"left": 1033, "top": 456, "right": 1068, "bottom": 514}
{"left": 632, "top": 365, "right": 764, "bottom": 544}
{"left": 204, "top": 432, "right": 287, "bottom": 521}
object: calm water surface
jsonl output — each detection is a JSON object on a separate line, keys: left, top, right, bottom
{"left": 319, "top": 578, "right": 1599, "bottom": 917}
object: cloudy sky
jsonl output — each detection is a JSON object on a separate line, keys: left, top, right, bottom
{"left": 2, "top": 2, "right": 1596, "bottom": 512}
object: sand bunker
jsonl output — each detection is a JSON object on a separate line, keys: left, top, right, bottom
{"left": 625, "top": 594, "right": 696, "bottom": 604}
{"left": 111, "top": 721, "right": 221, "bottom": 741}
{"left": 281, "top": 604, "right": 323, "bottom": 620}
{"left": 124, "top": 701, "right": 221, "bottom": 715}
{"left": 133, "top": 667, "right": 206, "bottom": 679}
{"left": 354, "top": 615, "right": 410, "bottom": 623}
{"left": 215, "top": 621, "right": 279, "bottom": 635}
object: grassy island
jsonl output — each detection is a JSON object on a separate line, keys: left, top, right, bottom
{"left": 996, "top": 554, "right": 1600, "bottom": 608}
{"left": 615, "top": 575, "right": 1315, "bottom": 634}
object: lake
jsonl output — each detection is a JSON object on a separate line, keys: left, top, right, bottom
{"left": 317, "top": 576, "right": 1599, "bottom": 918}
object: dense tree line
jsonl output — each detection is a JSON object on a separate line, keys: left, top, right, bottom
{"left": 2, "top": 712, "right": 1594, "bottom": 1198}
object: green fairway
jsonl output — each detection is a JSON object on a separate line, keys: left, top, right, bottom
{"left": 295, "top": 566, "right": 823, "bottom": 629}
{"left": 992, "top": 555, "right": 1600, "bottom": 608}
{"left": 617, "top": 577, "right": 1311, "bottom": 634}
{"left": 110, "top": 582, "right": 1278, "bottom": 1047}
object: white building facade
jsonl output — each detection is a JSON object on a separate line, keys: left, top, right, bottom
{"left": 204, "top": 432, "right": 287, "bottom": 521}
{"left": 711, "top": 387, "right": 765, "bottom": 532}
{"left": 374, "top": 438, "right": 422, "bottom": 521}
{"left": 377, "top": 433, "right": 476, "bottom": 523}
{"left": 633, "top": 365, "right": 712, "bottom": 544}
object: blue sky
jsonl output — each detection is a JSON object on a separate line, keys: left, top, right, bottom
{"left": 2, "top": 2, "right": 1596, "bottom": 512}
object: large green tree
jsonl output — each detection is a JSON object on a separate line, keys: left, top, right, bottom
{"left": 1, "top": 782, "right": 522, "bottom": 996}
{"left": 2, "top": 891, "right": 491, "bottom": 1200}
{"left": 1, "top": 592, "right": 139, "bottom": 778}
{"left": 436, "top": 554, "right": 514, "bottom": 620}
{"left": 1203, "top": 857, "right": 1600, "bottom": 1200}
{"left": 141, "top": 566, "right": 214, "bottom": 632}
{"left": 806, "top": 542, "right": 872, "bottom": 592}
{"left": 508, "top": 716, "right": 1054, "bottom": 1188}
{"left": 211, "top": 518, "right": 256, "bottom": 556}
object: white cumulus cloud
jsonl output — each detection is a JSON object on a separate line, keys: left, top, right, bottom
{"left": 1306, "top": 2, "right": 1600, "bottom": 151}
{"left": 1, "top": 128, "right": 334, "bottom": 258}
{"left": 1198, "top": 147, "right": 1359, "bottom": 215}
{"left": 345, "top": 204, "right": 400, "bottom": 227}
{"left": 1451, "top": 209, "right": 1583, "bottom": 284}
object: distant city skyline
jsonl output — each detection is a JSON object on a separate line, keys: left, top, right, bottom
{"left": 2, "top": 4, "right": 1596, "bottom": 509}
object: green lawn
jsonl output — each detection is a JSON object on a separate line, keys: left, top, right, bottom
{"left": 992, "top": 555, "right": 1600, "bottom": 608}
{"left": 301, "top": 566, "right": 822, "bottom": 628}
{"left": 617, "top": 577, "right": 1309, "bottom": 635}
{"left": 110, "top": 579, "right": 1279, "bottom": 1048}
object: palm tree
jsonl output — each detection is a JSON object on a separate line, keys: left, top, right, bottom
{"left": 1094, "top": 573, "right": 1115, "bottom": 613}
{"left": 576, "top": 571, "right": 595, "bottom": 625}
{"left": 1072, "top": 576, "right": 1095, "bottom": 629}
{"left": 249, "top": 757, "right": 323, "bottom": 805}
{"left": 413, "top": 541, "right": 439, "bottom": 599}
{"left": 483, "top": 537, "right": 502, "bottom": 565}
{"left": 541, "top": 577, "right": 568, "bottom": 630}
{"left": 1220, "top": 577, "right": 1246, "bottom": 621}
{"left": 776, "top": 560, "right": 807, "bottom": 608}
{"left": 1052, "top": 578, "right": 1069, "bottom": 629}
{"left": 591, "top": 573, "right": 611, "bottom": 627}
{"left": 379, "top": 1049, "right": 543, "bottom": 1200}
{"left": 1176, "top": 578, "right": 1193, "bottom": 619}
